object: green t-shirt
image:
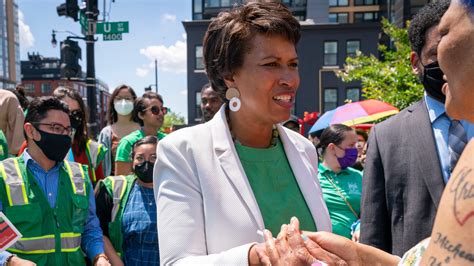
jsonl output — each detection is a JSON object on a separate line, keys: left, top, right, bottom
{"left": 317, "top": 163, "right": 362, "bottom": 239}
{"left": 235, "top": 138, "right": 317, "bottom": 236}
{"left": 0, "top": 130, "right": 8, "bottom": 161}
{"left": 115, "top": 129, "right": 166, "bottom": 163}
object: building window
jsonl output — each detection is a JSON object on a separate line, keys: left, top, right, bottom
{"left": 346, "top": 87, "right": 361, "bottom": 102}
{"left": 195, "top": 91, "right": 202, "bottom": 121}
{"left": 41, "top": 83, "right": 51, "bottom": 94}
{"left": 195, "top": 45, "right": 204, "bottom": 70}
{"left": 354, "top": 12, "right": 380, "bottom": 23}
{"left": 324, "top": 88, "right": 338, "bottom": 112}
{"left": 329, "top": 13, "right": 348, "bottom": 23}
{"left": 346, "top": 40, "right": 360, "bottom": 57}
{"left": 24, "top": 83, "right": 35, "bottom": 94}
{"left": 205, "top": 0, "right": 235, "bottom": 7}
{"left": 355, "top": 0, "right": 378, "bottom": 5}
{"left": 324, "top": 41, "right": 338, "bottom": 66}
{"left": 329, "top": 0, "right": 348, "bottom": 7}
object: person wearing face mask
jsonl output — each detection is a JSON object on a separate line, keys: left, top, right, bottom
{"left": 360, "top": 0, "right": 474, "bottom": 256}
{"left": 114, "top": 92, "right": 167, "bottom": 175}
{"left": 95, "top": 136, "right": 159, "bottom": 266}
{"left": 98, "top": 85, "right": 140, "bottom": 177}
{"left": 0, "top": 97, "right": 110, "bottom": 266}
{"left": 53, "top": 87, "right": 107, "bottom": 185}
{"left": 315, "top": 124, "right": 362, "bottom": 239}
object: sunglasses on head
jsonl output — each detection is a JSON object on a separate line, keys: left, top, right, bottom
{"left": 145, "top": 105, "right": 168, "bottom": 115}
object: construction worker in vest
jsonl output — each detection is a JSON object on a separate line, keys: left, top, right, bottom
{"left": 95, "top": 136, "right": 159, "bottom": 265}
{"left": 53, "top": 87, "right": 107, "bottom": 185}
{"left": 0, "top": 97, "right": 110, "bottom": 266}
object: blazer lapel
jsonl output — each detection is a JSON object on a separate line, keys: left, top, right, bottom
{"left": 278, "top": 125, "right": 332, "bottom": 232}
{"left": 210, "top": 107, "right": 265, "bottom": 230}
{"left": 406, "top": 100, "right": 445, "bottom": 207}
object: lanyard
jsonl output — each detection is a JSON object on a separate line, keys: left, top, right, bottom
{"left": 322, "top": 171, "right": 360, "bottom": 220}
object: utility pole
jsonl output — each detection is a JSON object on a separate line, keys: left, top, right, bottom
{"left": 155, "top": 59, "right": 158, "bottom": 94}
{"left": 85, "top": 0, "right": 98, "bottom": 137}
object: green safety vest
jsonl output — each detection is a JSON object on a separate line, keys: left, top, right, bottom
{"left": 85, "top": 140, "right": 106, "bottom": 183}
{"left": 0, "top": 157, "right": 91, "bottom": 265}
{"left": 0, "top": 130, "right": 8, "bottom": 161}
{"left": 97, "top": 175, "right": 136, "bottom": 256}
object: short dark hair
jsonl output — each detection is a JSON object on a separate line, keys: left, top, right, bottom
{"left": 203, "top": 2, "right": 300, "bottom": 97}
{"left": 316, "top": 124, "right": 354, "bottom": 156}
{"left": 132, "top": 92, "right": 164, "bottom": 126}
{"left": 200, "top": 82, "right": 225, "bottom": 102}
{"left": 24, "top": 97, "right": 69, "bottom": 140}
{"left": 356, "top": 129, "right": 368, "bottom": 142}
{"left": 53, "top": 86, "right": 88, "bottom": 151}
{"left": 131, "top": 135, "right": 158, "bottom": 160}
{"left": 201, "top": 83, "right": 211, "bottom": 94}
{"left": 107, "top": 84, "right": 138, "bottom": 125}
{"left": 408, "top": 0, "right": 450, "bottom": 57}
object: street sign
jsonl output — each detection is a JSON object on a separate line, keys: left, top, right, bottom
{"left": 79, "top": 10, "right": 87, "bottom": 31}
{"left": 96, "top": 22, "right": 129, "bottom": 35}
{"left": 103, "top": 33, "right": 122, "bottom": 41}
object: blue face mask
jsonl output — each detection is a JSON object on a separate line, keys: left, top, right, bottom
{"left": 336, "top": 147, "right": 358, "bottom": 169}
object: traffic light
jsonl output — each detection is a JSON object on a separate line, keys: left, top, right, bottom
{"left": 57, "top": 0, "right": 79, "bottom": 21}
{"left": 60, "top": 39, "right": 82, "bottom": 78}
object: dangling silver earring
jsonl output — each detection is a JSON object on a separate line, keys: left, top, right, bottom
{"left": 226, "top": 87, "right": 241, "bottom": 112}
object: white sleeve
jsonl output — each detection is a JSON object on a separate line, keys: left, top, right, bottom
{"left": 153, "top": 138, "right": 254, "bottom": 266}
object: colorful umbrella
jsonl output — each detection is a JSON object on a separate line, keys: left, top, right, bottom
{"left": 309, "top": 100, "right": 399, "bottom": 134}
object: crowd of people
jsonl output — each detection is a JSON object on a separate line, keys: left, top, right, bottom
{"left": 0, "top": 0, "right": 472, "bottom": 265}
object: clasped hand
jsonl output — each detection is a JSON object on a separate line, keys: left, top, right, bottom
{"left": 251, "top": 217, "right": 348, "bottom": 266}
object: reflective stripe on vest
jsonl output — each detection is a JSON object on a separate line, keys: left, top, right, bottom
{"left": 0, "top": 159, "right": 29, "bottom": 205}
{"left": 86, "top": 140, "right": 102, "bottom": 169}
{"left": 86, "top": 140, "right": 102, "bottom": 183}
{"left": 8, "top": 233, "right": 81, "bottom": 254}
{"left": 110, "top": 176, "right": 127, "bottom": 222}
{"left": 64, "top": 161, "right": 86, "bottom": 196}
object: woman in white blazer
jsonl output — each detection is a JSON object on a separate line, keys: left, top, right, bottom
{"left": 154, "top": 2, "right": 332, "bottom": 265}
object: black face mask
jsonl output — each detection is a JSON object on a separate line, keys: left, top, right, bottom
{"left": 421, "top": 61, "right": 446, "bottom": 103}
{"left": 34, "top": 128, "right": 72, "bottom": 162}
{"left": 134, "top": 161, "right": 154, "bottom": 183}
{"left": 69, "top": 110, "right": 84, "bottom": 131}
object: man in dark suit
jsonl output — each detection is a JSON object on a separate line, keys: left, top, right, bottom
{"left": 359, "top": 0, "right": 474, "bottom": 256}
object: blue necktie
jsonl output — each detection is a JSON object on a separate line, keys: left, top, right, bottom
{"left": 448, "top": 120, "right": 467, "bottom": 173}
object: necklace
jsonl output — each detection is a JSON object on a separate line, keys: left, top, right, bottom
{"left": 138, "top": 184, "right": 154, "bottom": 206}
{"left": 225, "top": 107, "right": 279, "bottom": 147}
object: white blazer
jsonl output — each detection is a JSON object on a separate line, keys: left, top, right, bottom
{"left": 154, "top": 107, "right": 331, "bottom": 265}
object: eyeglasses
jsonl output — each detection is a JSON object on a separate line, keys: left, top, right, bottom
{"left": 144, "top": 105, "right": 168, "bottom": 115}
{"left": 32, "top": 122, "right": 75, "bottom": 138}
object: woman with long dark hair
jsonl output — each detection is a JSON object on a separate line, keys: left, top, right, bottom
{"left": 53, "top": 86, "right": 107, "bottom": 184}
{"left": 98, "top": 84, "right": 140, "bottom": 177}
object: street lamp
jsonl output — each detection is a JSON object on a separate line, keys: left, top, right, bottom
{"left": 318, "top": 66, "right": 340, "bottom": 113}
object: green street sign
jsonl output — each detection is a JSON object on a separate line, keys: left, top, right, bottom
{"left": 96, "top": 21, "right": 129, "bottom": 35}
{"left": 103, "top": 33, "right": 122, "bottom": 41}
{"left": 79, "top": 10, "right": 87, "bottom": 31}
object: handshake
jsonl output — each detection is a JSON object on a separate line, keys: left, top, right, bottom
{"left": 249, "top": 217, "right": 400, "bottom": 266}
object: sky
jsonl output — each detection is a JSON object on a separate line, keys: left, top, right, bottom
{"left": 18, "top": 0, "right": 192, "bottom": 122}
